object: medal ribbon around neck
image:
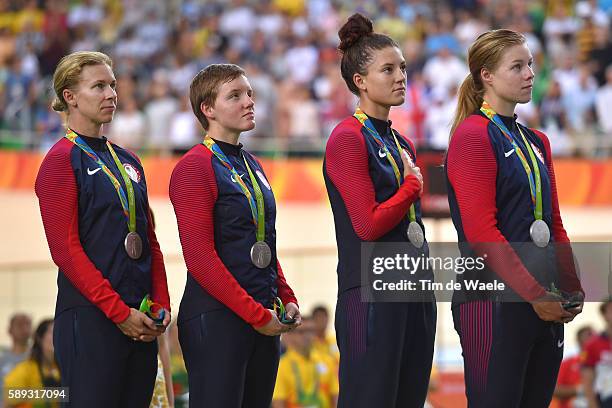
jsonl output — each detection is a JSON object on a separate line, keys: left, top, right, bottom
{"left": 353, "top": 107, "right": 416, "bottom": 222}
{"left": 480, "top": 101, "right": 543, "bottom": 221}
{"left": 65, "top": 128, "right": 136, "bottom": 233}
{"left": 203, "top": 136, "right": 265, "bottom": 241}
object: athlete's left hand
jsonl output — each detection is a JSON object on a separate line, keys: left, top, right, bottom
{"left": 561, "top": 292, "right": 584, "bottom": 323}
{"left": 139, "top": 310, "right": 171, "bottom": 342}
{"left": 284, "top": 303, "right": 302, "bottom": 328}
{"left": 161, "top": 310, "right": 171, "bottom": 328}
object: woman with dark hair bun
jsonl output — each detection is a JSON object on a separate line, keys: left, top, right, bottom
{"left": 324, "top": 13, "right": 435, "bottom": 408}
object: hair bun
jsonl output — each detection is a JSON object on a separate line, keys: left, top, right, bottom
{"left": 338, "top": 13, "right": 373, "bottom": 52}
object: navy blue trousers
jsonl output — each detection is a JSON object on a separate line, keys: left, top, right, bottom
{"left": 54, "top": 306, "right": 158, "bottom": 408}
{"left": 178, "top": 308, "right": 280, "bottom": 408}
{"left": 335, "top": 288, "right": 436, "bottom": 408}
{"left": 452, "top": 301, "right": 564, "bottom": 408}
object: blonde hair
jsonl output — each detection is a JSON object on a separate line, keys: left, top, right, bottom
{"left": 450, "top": 29, "right": 526, "bottom": 138}
{"left": 51, "top": 51, "right": 113, "bottom": 112}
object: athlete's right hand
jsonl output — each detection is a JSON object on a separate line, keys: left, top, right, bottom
{"left": 401, "top": 149, "right": 423, "bottom": 196}
{"left": 117, "top": 308, "right": 164, "bottom": 342}
{"left": 530, "top": 292, "right": 573, "bottom": 322}
{"left": 253, "top": 309, "right": 297, "bottom": 336}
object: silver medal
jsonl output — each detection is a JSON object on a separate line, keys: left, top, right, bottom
{"left": 250, "top": 241, "right": 272, "bottom": 268}
{"left": 529, "top": 219, "right": 550, "bottom": 248}
{"left": 124, "top": 231, "right": 143, "bottom": 259}
{"left": 407, "top": 221, "right": 425, "bottom": 248}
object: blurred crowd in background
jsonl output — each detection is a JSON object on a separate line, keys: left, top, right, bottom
{"left": 1, "top": 0, "right": 612, "bottom": 156}
{"left": 2, "top": 300, "right": 612, "bottom": 408}
{"left": 0, "top": 306, "right": 344, "bottom": 408}
{"left": 2, "top": 1, "right": 612, "bottom": 406}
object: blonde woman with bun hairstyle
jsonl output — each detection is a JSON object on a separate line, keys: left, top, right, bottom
{"left": 35, "top": 51, "right": 170, "bottom": 407}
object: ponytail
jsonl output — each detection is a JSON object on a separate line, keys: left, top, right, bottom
{"left": 450, "top": 73, "right": 483, "bottom": 139}
{"left": 449, "top": 29, "right": 527, "bottom": 140}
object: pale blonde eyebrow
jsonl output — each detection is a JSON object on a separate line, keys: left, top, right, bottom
{"left": 510, "top": 57, "right": 533, "bottom": 64}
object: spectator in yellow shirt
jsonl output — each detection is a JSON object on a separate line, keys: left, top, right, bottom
{"left": 3, "top": 319, "right": 60, "bottom": 408}
{"left": 273, "top": 317, "right": 339, "bottom": 408}
{"left": 311, "top": 305, "right": 339, "bottom": 366}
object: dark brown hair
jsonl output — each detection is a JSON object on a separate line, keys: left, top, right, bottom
{"left": 601, "top": 297, "right": 612, "bottom": 315}
{"left": 338, "top": 13, "right": 399, "bottom": 96}
{"left": 30, "top": 318, "right": 54, "bottom": 366}
{"left": 189, "top": 64, "right": 246, "bottom": 130}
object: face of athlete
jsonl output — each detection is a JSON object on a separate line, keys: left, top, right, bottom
{"left": 204, "top": 74, "right": 255, "bottom": 134}
{"left": 482, "top": 43, "right": 534, "bottom": 111}
{"left": 354, "top": 46, "right": 407, "bottom": 109}
{"left": 64, "top": 63, "right": 117, "bottom": 126}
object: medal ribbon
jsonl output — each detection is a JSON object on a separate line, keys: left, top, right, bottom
{"left": 203, "top": 136, "right": 265, "bottom": 241}
{"left": 353, "top": 108, "right": 416, "bottom": 222}
{"left": 65, "top": 129, "right": 136, "bottom": 233}
{"left": 480, "top": 101, "right": 542, "bottom": 220}
{"left": 243, "top": 155, "right": 265, "bottom": 242}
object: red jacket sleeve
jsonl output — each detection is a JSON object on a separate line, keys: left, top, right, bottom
{"left": 35, "top": 140, "right": 130, "bottom": 323}
{"left": 276, "top": 260, "right": 298, "bottom": 306}
{"left": 146, "top": 207, "right": 171, "bottom": 311}
{"left": 325, "top": 125, "right": 421, "bottom": 241}
{"left": 533, "top": 130, "right": 583, "bottom": 295}
{"left": 169, "top": 147, "right": 271, "bottom": 327}
{"left": 447, "top": 120, "right": 547, "bottom": 301}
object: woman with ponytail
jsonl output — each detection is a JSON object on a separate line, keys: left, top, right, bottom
{"left": 446, "top": 29, "right": 584, "bottom": 407}
{"left": 324, "top": 13, "right": 435, "bottom": 408}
